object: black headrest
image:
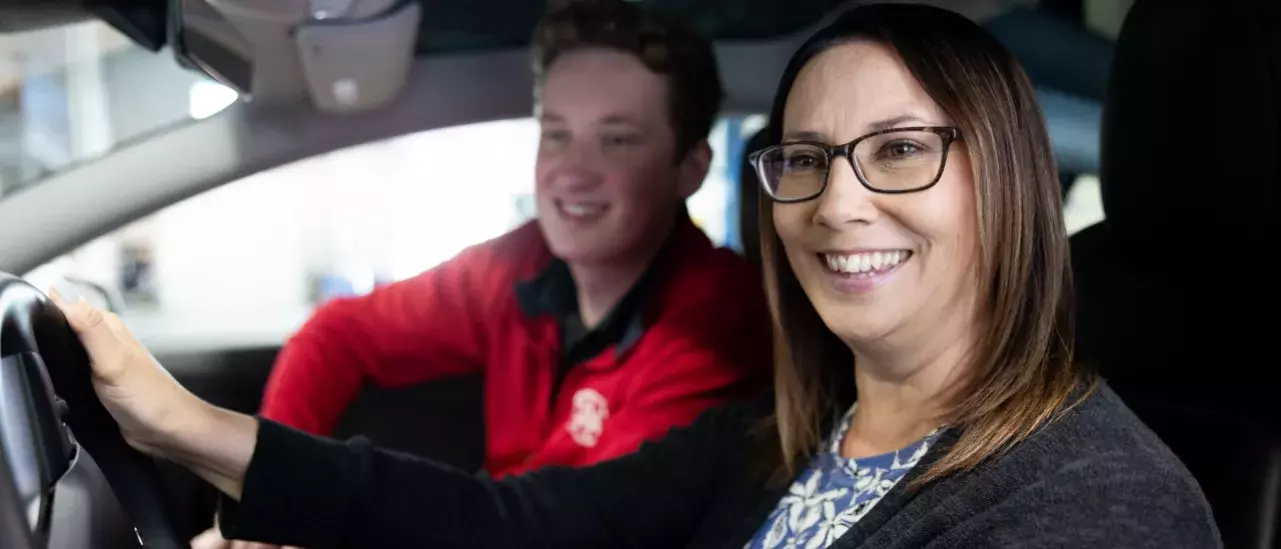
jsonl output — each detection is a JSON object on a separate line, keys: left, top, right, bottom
{"left": 1100, "top": 0, "right": 1281, "bottom": 260}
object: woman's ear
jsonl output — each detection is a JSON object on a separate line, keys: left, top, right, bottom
{"left": 676, "top": 140, "right": 713, "bottom": 199}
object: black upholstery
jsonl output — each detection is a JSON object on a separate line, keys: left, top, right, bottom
{"left": 1072, "top": 0, "right": 1281, "bottom": 547}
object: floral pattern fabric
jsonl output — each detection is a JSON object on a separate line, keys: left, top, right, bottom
{"left": 745, "top": 406, "right": 940, "bottom": 549}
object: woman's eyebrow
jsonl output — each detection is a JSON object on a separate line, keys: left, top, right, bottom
{"left": 781, "top": 113, "right": 934, "bottom": 143}
{"left": 782, "top": 130, "right": 825, "bottom": 142}
{"left": 867, "top": 113, "right": 929, "bottom": 132}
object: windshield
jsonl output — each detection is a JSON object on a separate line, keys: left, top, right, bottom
{"left": 0, "top": 1, "right": 851, "bottom": 204}
{"left": 0, "top": 20, "right": 236, "bottom": 201}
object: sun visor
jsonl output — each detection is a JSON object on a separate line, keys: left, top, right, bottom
{"left": 170, "top": 0, "right": 422, "bottom": 114}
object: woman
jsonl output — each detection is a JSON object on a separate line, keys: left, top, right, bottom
{"left": 54, "top": 4, "right": 1219, "bottom": 548}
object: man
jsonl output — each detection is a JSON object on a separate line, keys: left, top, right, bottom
{"left": 195, "top": 1, "right": 771, "bottom": 546}
{"left": 254, "top": 0, "right": 773, "bottom": 473}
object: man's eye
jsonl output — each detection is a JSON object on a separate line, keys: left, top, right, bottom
{"left": 603, "top": 134, "right": 639, "bottom": 147}
{"left": 542, "top": 130, "right": 570, "bottom": 143}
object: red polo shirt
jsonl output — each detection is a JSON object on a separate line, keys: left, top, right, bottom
{"left": 258, "top": 215, "right": 772, "bottom": 477}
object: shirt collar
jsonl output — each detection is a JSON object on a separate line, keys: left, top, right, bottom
{"left": 514, "top": 208, "right": 695, "bottom": 357}
{"left": 515, "top": 256, "right": 652, "bottom": 356}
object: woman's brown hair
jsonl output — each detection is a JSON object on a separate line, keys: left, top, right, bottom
{"left": 757, "top": 3, "right": 1096, "bottom": 485}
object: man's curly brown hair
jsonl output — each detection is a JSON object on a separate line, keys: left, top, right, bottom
{"left": 532, "top": 0, "right": 725, "bottom": 159}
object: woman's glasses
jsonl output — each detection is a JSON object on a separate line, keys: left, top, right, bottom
{"left": 748, "top": 126, "right": 961, "bottom": 203}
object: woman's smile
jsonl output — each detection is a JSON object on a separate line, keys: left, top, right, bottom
{"left": 816, "top": 249, "right": 913, "bottom": 294}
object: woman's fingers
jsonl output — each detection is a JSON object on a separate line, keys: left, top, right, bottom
{"left": 49, "top": 286, "right": 145, "bottom": 383}
{"left": 48, "top": 284, "right": 256, "bottom": 500}
{"left": 50, "top": 288, "right": 122, "bottom": 371}
{"left": 48, "top": 284, "right": 189, "bottom": 456}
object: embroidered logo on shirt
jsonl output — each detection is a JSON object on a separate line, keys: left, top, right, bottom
{"left": 566, "top": 388, "right": 610, "bottom": 447}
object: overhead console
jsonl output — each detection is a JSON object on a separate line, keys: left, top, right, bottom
{"left": 170, "top": 0, "right": 423, "bottom": 113}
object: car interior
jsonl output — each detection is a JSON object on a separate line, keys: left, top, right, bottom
{"left": 0, "top": 0, "right": 1276, "bottom": 548}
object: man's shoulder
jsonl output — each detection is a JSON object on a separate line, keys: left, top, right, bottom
{"left": 659, "top": 238, "right": 764, "bottom": 305}
{"left": 484, "top": 220, "right": 551, "bottom": 259}
{"left": 462, "top": 220, "right": 552, "bottom": 270}
{"left": 646, "top": 248, "right": 769, "bottom": 339}
{"left": 401, "top": 220, "right": 552, "bottom": 285}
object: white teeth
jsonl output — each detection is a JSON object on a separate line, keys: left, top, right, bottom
{"left": 823, "top": 251, "right": 908, "bottom": 275}
{"left": 562, "top": 203, "right": 607, "bottom": 217}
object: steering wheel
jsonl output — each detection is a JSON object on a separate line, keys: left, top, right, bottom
{"left": 0, "top": 273, "right": 181, "bottom": 549}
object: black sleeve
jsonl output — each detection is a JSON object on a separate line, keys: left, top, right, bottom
{"left": 216, "top": 399, "right": 762, "bottom": 549}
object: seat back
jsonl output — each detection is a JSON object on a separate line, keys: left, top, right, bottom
{"left": 1072, "top": 0, "right": 1281, "bottom": 546}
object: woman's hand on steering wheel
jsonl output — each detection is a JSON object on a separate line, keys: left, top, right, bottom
{"left": 49, "top": 287, "right": 209, "bottom": 457}
{"left": 50, "top": 288, "right": 261, "bottom": 502}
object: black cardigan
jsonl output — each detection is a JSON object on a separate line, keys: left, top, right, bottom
{"left": 217, "top": 385, "right": 1221, "bottom": 548}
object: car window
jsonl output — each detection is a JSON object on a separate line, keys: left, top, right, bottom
{"left": 23, "top": 115, "right": 768, "bottom": 350}
{"left": 1063, "top": 174, "right": 1104, "bottom": 235}
{"left": 0, "top": 21, "right": 233, "bottom": 202}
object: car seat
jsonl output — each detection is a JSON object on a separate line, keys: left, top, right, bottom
{"left": 1071, "top": 0, "right": 1281, "bottom": 547}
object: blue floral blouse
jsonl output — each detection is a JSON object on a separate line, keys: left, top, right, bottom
{"left": 745, "top": 405, "right": 941, "bottom": 549}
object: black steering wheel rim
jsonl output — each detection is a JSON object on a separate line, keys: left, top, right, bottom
{"left": 0, "top": 273, "right": 181, "bottom": 549}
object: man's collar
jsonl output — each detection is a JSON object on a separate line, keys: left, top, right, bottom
{"left": 515, "top": 259, "right": 577, "bottom": 319}
{"left": 515, "top": 256, "right": 651, "bottom": 356}
{"left": 514, "top": 208, "right": 697, "bottom": 356}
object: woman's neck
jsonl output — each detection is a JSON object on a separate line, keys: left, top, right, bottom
{"left": 841, "top": 315, "right": 978, "bottom": 459}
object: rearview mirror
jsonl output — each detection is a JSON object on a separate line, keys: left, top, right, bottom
{"left": 170, "top": 0, "right": 422, "bottom": 113}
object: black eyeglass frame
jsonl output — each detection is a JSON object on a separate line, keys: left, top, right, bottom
{"left": 748, "top": 126, "right": 962, "bottom": 203}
